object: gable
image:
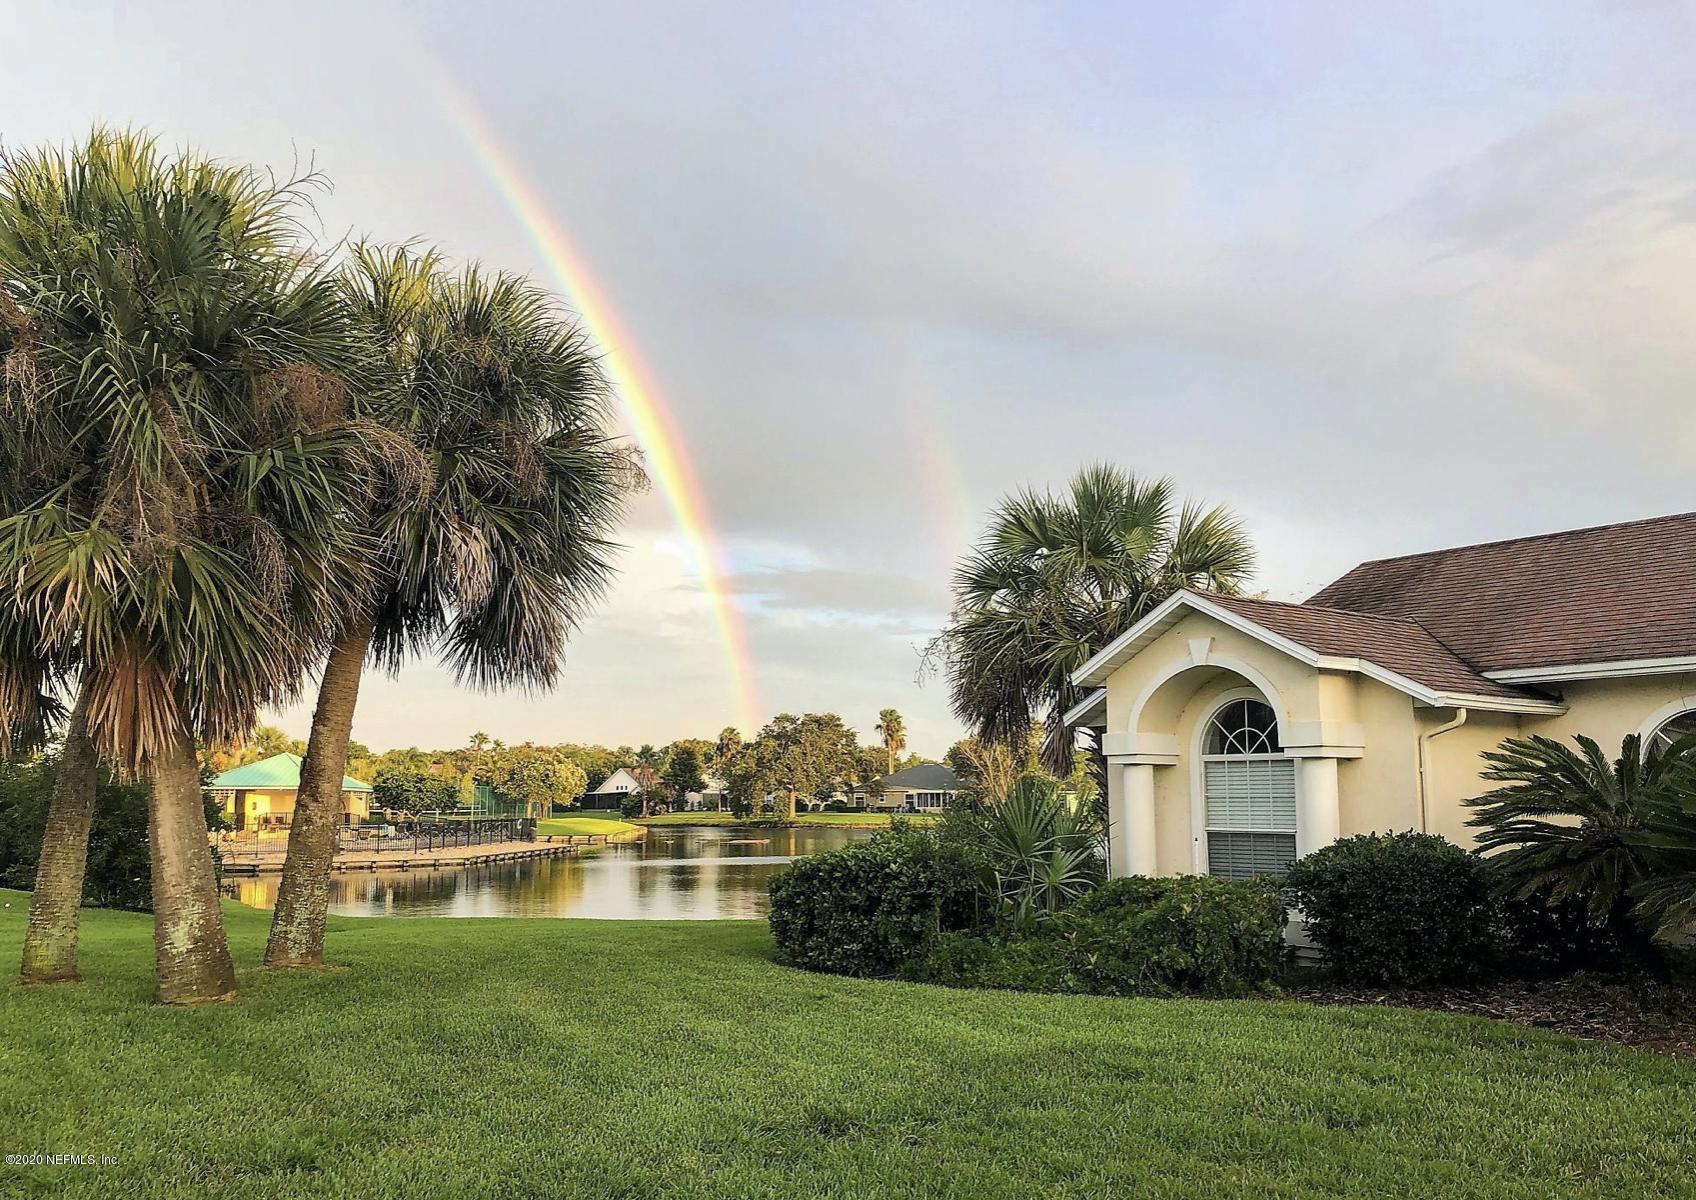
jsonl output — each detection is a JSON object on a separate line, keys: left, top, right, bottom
{"left": 1073, "top": 590, "right": 1561, "bottom": 714}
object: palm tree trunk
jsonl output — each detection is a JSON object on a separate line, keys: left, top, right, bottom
{"left": 264, "top": 619, "right": 372, "bottom": 967}
{"left": 149, "top": 724, "right": 237, "bottom": 1005}
{"left": 19, "top": 684, "right": 98, "bottom": 984}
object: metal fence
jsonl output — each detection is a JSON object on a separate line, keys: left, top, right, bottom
{"left": 335, "top": 817, "right": 534, "bottom": 853}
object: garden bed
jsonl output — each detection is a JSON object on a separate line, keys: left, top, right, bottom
{"left": 1286, "top": 973, "right": 1696, "bottom": 1058}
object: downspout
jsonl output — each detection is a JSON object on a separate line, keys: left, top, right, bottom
{"left": 1416, "top": 708, "right": 1468, "bottom": 833}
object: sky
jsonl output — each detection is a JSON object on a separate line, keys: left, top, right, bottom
{"left": 6, "top": 2, "right": 1696, "bottom": 757}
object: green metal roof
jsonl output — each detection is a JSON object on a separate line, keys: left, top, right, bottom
{"left": 208, "top": 752, "right": 372, "bottom": 792}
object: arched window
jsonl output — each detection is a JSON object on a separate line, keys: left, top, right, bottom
{"left": 1200, "top": 694, "right": 1295, "bottom": 880}
{"left": 1650, "top": 708, "right": 1696, "bottom": 753}
{"left": 1204, "top": 699, "right": 1283, "bottom": 755}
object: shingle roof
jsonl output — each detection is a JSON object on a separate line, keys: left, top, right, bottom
{"left": 880, "top": 763, "right": 960, "bottom": 791}
{"left": 208, "top": 752, "right": 372, "bottom": 792}
{"left": 1201, "top": 593, "right": 1530, "bottom": 699}
{"left": 1308, "top": 511, "right": 1696, "bottom": 673}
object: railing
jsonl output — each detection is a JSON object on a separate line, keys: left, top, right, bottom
{"left": 338, "top": 817, "right": 534, "bottom": 853}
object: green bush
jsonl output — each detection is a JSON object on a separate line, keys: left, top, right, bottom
{"left": 0, "top": 753, "right": 220, "bottom": 911}
{"left": 1061, "top": 875, "right": 1285, "bottom": 996}
{"left": 906, "top": 931, "right": 1075, "bottom": 993}
{"left": 768, "top": 827, "right": 982, "bottom": 976}
{"left": 1282, "top": 831, "right": 1497, "bottom": 986}
{"left": 907, "top": 875, "right": 1285, "bottom": 997}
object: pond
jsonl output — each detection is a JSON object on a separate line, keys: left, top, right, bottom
{"left": 222, "top": 824, "right": 877, "bottom": 920}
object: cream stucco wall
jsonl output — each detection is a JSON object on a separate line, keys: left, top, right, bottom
{"left": 1098, "top": 611, "right": 1696, "bottom": 876}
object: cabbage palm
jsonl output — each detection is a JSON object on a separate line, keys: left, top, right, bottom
{"left": 875, "top": 708, "right": 906, "bottom": 776}
{"left": 264, "top": 247, "right": 633, "bottom": 966}
{"left": 936, "top": 464, "right": 1253, "bottom": 773}
{"left": 0, "top": 130, "right": 373, "bottom": 1002}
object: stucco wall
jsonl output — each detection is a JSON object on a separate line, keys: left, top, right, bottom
{"left": 1100, "top": 611, "right": 1696, "bottom": 875}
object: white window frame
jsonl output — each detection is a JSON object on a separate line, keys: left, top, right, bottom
{"left": 1638, "top": 696, "right": 1696, "bottom": 752}
{"left": 1188, "top": 686, "right": 1301, "bottom": 877}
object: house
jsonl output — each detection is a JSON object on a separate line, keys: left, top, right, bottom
{"left": 209, "top": 752, "right": 373, "bottom": 834}
{"left": 683, "top": 776, "right": 729, "bottom": 811}
{"left": 1067, "top": 511, "right": 1696, "bottom": 881}
{"left": 582, "top": 767, "right": 643, "bottom": 810}
{"left": 873, "top": 763, "right": 961, "bottom": 812}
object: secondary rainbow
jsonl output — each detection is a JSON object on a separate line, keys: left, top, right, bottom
{"left": 428, "top": 80, "right": 761, "bottom": 733}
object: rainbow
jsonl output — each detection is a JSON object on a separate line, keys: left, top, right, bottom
{"left": 425, "top": 74, "right": 761, "bottom": 734}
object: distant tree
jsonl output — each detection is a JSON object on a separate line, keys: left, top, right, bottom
{"left": 344, "top": 741, "right": 374, "bottom": 786}
{"left": 486, "top": 744, "right": 585, "bottom": 820}
{"left": 931, "top": 464, "right": 1253, "bottom": 774}
{"left": 456, "top": 770, "right": 477, "bottom": 812}
{"left": 715, "top": 727, "right": 743, "bottom": 771}
{"left": 875, "top": 709, "right": 908, "bottom": 776}
{"left": 663, "top": 746, "right": 708, "bottom": 804}
{"left": 372, "top": 766, "right": 458, "bottom": 818}
{"left": 633, "top": 744, "right": 664, "bottom": 817}
{"left": 741, "top": 713, "right": 859, "bottom": 820}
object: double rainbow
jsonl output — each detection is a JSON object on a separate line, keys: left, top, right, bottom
{"left": 429, "top": 80, "right": 761, "bottom": 734}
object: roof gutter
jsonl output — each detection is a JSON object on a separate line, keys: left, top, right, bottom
{"left": 1417, "top": 708, "right": 1468, "bottom": 833}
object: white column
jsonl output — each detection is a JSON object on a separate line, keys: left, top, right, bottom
{"left": 1116, "top": 763, "right": 1157, "bottom": 877}
{"left": 1296, "top": 756, "right": 1341, "bottom": 857}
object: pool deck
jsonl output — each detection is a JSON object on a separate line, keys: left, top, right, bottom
{"left": 218, "top": 831, "right": 641, "bottom": 876}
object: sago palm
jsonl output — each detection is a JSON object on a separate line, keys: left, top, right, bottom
{"left": 264, "top": 247, "right": 634, "bottom": 966}
{"left": 0, "top": 130, "right": 376, "bottom": 1002}
{"left": 936, "top": 463, "right": 1253, "bottom": 773}
{"left": 1466, "top": 732, "right": 1696, "bottom": 957}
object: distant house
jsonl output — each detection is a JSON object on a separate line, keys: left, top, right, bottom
{"left": 582, "top": 767, "right": 643, "bottom": 810}
{"left": 684, "top": 776, "right": 729, "bottom": 811}
{"left": 209, "top": 752, "right": 372, "bottom": 833}
{"left": 873, "top": 763, "right": 960, "bottom": 813}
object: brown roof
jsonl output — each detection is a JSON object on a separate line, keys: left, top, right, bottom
{"left": 1200, "top": 593, "right": 1531, "bottom": 699}
{"left": 1308, "top": 511, "right": 1696, "bottom": 673}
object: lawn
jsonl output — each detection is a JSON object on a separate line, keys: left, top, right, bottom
{"left": 1, "top": 891, "right": 1692, "bottom": 1199}
{"left": 535, "top": 815, "right": 642, "bottom": 838}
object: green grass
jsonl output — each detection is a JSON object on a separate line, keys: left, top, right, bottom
{"left": 535, "top": 815, "right": 641, "bottom": 838}
{"left": 632, "top": 811, "right": 934, "bottom": 828}
{"left": 1, "top": 890, "right": 1691, "bottom": 1199}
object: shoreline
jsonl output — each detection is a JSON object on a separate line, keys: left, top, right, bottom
{"left": 218, "top": 828, "right": 644, "bottom": 875}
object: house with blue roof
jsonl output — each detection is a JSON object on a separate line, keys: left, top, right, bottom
{"left": 208, "top": 752, "right": 374, "bottom": 834}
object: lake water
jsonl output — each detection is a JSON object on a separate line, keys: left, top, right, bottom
{"left": 222, "top": 824, "right": 877, "bottom": 920}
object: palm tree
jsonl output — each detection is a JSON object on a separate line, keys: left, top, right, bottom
{"left": 1466, "top": 732, "right": 1696, "bottom": 957}
{"left": 632, "top": 744, "right": 662, "bottom": 818}
{"left": 0, "top": 130, "right": 373, "bottom": 1002}
{"left": 933, "top": 464, "right": 1253, "bottom": 774}
{"left": 874, "top": 708, "right": 906, "bottom": 776}
{"left": 977, "top": 775, "right": 1104, "bottom": 923}
{"left": 264, "top": 247, "right": 633, "bottom": 967}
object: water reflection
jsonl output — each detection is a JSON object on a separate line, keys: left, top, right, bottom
{"left": 223, "top": 824, "right": 876, "bottom": 920}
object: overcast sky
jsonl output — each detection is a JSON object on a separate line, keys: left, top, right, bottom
{"left": 6, "top": 2, "right": 1695, "bottom": 756}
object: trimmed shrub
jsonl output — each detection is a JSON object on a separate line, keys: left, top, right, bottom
{"left": 1282, "top": 831, "right": 1496, "bottom": 986}
{"left": 1060, "top": 875, "right": 1285, "bottom": 996}
{"left": 768, "top": 827, "right": 982, "bottom": 976}
{"left": 906, "top": 931, "right": 1074, "bottom": 993}
{"left": 907, "top": 875, "right": 1285, "bottom": 998}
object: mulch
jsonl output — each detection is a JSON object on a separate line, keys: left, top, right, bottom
{"left": 1285, "top": 974, "right": 1696, "bottom": 1058}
